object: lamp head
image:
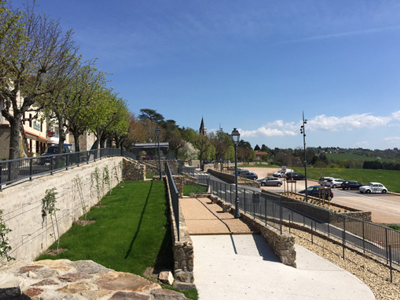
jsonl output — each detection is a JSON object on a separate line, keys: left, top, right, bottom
{"left": 231, "top": 128, "right": 240, "bottom": 145}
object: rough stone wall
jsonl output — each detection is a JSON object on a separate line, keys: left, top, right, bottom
{"left": 123, "top": 158, "right": 145, "bottom": 181}
{"left": 208, "top": 169, "right": 261, "bottom": 188}
{"left": 165, "top": 175, "right": 194, "bottom": 283}
{"left": 0, "top": 157, "right": 123, "bottom": 265}
{"left": 207, "top": 194, "right": 296, "bottom": 268}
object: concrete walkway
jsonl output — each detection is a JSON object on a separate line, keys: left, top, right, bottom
{"left": 180, "top": 197, "right": 376, "bottom": 300}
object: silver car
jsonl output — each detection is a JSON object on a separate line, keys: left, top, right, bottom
{"left": 257, "top": 177, "right": 283, "bottom": 186}
{"left": 359, "top": 182, "right": 388, "bottom": 194}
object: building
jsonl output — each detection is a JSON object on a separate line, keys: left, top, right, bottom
{"left": 199, "top": 117, "right": 207, "bottom": 136}
{"left": 0, "top": 92, "right": 51, "bottom": 159}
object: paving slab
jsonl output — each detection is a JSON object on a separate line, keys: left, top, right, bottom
{"left": 192, "top": 234, "right": 375, "bottom": 300}
{"left": 180, "top": 197, "right": 258, "bottom": 235}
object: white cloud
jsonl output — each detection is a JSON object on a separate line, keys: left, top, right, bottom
{"left": 392, "top": 110, "right": 400, "bottom": 121}
{"left": 307, "top": 114, "right": 391, "bottom": 131}
{"left": 240, "top": 127, "right": 296, "bottom": 138}
{"left": 236, "top": 112, "right": 399, "bottom": 141}
{"left": 383, "top": 136, "right": 400, "bottom": 143}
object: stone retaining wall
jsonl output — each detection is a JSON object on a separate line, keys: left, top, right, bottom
{"left": 207, "top": 169, "right": 261, "bottom": 188}
{"left": 0, "top": 157, "right": 123, "bottom": 265}
{"left": 123, "top": 158, "right": 145, "bottom": 181}
{"left": 207, "top": 194, "right": 296, "bottom": 268}
{"left": 164, "top": 175, "right": 194, "bottom": 285}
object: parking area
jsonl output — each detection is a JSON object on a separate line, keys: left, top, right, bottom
{"left": 246, "top": 167, "right": 400, "bottom": 224}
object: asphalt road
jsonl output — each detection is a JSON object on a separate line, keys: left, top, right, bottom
{"left": 247, "top": 167, "right": 400, "bottom": 224}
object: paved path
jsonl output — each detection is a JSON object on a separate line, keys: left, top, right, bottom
{"left": 180, "top": 196, "right": 376, "bottom": 300}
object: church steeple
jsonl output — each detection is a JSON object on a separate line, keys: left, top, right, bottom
{"left": 199, "top": 117, "right": 207, "bottom": 136}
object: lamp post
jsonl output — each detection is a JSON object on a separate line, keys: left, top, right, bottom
{"left": 300, "top": 112, "right": 308, "bottom": 202}
{"left": 220, "top": 126, "right": 223, "bottom": 172}
{"left": 155, "top": 127, "right": 162, "bottom": 180}
{"left": 231, "top": 128, "right": 240, "bottom": 218}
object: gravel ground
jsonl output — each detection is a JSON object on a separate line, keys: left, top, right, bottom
{"left": 284, "top": 225, "right": 400, "bottom": 299}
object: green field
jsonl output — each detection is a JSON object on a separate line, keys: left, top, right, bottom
{"left": 293, "top": 167, "right": 400, "bottom": 193}
{"left": 326, "top": 153, "right": 400, "bottom": 163}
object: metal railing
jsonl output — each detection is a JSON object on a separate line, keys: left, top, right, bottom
{"left": 0, "top": 148, "right": 125, "bottom": 190}
{"left": 165, "top": 161, "right": 180, "bottom": 241}
{"left": 207, "top": 178, "right": 400, "bottom": 269}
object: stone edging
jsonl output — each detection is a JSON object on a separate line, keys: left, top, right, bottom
{"left": 164, "top": 176, "right": 195, "bottom": 287}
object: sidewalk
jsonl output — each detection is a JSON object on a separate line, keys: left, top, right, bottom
{"left": 180, "top": 197, "right": 376, "bottom": 300}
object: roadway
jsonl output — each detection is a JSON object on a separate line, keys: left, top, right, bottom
{"left": 247, "top": 167, "right": 400, "bottom": 224}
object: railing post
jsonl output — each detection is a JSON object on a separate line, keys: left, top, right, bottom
{"left": 66, "top": 155, "right": 69, "bottom": 170}
{"left": 29, "top": 159, "right": 33, "bottom": 181}
{"left": 389, "top": 245, "right": 393, "bottom": 283}
{"left": 342, "top": 217, "right": 346, "bottom": 259}
{"left": 0, "top": 163, "right": 2, "bottom": 191}
{"left": 51, "top": 156, "right": 54, "bottom": 175}
{"left": 280, "top": 202, "right": 283, "bottom": 234}
{"left": 385, "top": 228, "right": 389, "bottom": 264}
{"left": 362, "top": 221, "right": 365, "bottom": 254}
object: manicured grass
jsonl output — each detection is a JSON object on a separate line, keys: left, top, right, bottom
{"left": 293, "top": 167, "right": 400, "bottom": 193}
{"left": 36, "top": 181, "right": 198, "bottom": 299}
{"left": 146, "top": 173, "right": 155, "bottom": 179}
{"left": 183, "top": 184, "right": 207, "bottom": 196}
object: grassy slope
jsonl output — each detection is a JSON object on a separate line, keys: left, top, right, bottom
{"left": 326, "top": 153, "right": 399, "bottom": 163}
{"left": 37, "top": 181, "right": 172, "bottom": 274}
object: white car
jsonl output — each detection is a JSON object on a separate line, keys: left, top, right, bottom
{"left": 359, "top": 182, "right": 388, "bottom": 194}
{"left": 324, "top": 178, "right": 344, "bottom": 188}
{"left": 273, "top": 169, "right": 294, "bottom": 177}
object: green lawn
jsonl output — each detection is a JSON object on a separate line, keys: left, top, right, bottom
{"left": 37, "top": 180, "right": 197, "bottom": 299}
{"left": 183, "top": 184, "right": 208, "bottom": 196}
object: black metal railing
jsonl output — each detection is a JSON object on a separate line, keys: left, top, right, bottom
{"left": 165, "top": 161, "right": 180, "bottom": 241}
{"left": 207, "top": 178, "right": 400, "bottom": 268}
{"left": 0, "top": 148, "right": 125, "bottom": 190}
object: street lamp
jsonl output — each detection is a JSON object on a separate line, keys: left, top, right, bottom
{"left": 300, "top": 112, "right": 308, "bottom": 202}
{"left": 155, "top": 127, "right": 162, "bottom": 180}
{"left": 231, "top": 128, "right": 240, "bottom": 218}
{"left": 220, "top": 126, "right": 223, "bottom": 172}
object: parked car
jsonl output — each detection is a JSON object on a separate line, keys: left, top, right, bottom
{"left": 273, "top": 169, "right": 294, "bottom": 177}
{"left": 39, "top": 144, "right": 73, "bottom": 165}
{"left": 236, "top": 170, "right": 258, "bottom": 180}
{"left": 341, "top": 180, "right": 363, "bottom": 190}
{"left": 318, "top": 177, "right": 334, "bottom": 185}
{"left": 359, "top": 182, "right": 388, "bottom": 194}
{"left": 299, "top": 186, "right": 334, "bottom": 199}
{"left": 257, "top": 177, "right": 282, "bottom": 186}
{"left": 285, "top": 172, "right": 305, "bottom": 180}
{"left": 322, "top": 178, "right": 344, "bottom": 188}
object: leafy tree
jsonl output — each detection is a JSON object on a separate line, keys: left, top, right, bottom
{"left": 138, "top": 108, "right": 165, "bottom": 126}
{"left": 254, "top": 144, "right": 260, "bottom": 151}
{"left": 0, "top": 2, "right": 78, "bottom": 159}
{"left": 122, "top": 113, "right": 147, "bottom": 149}
{"left": 193, "top": 133, "right": 211, "bottom": 170}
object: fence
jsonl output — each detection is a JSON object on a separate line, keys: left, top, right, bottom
{"left": 205, "top": 177, "right": 400, "bottom": 270}
{"left": 165, "top": 161, "right": 180, "bottom": 241}
{"left": 0, "top": 148, "right": 127, "bottom": 190}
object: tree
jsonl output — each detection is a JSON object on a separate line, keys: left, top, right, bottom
{"left": 0, "top": 3, "right": 78, "bottom": 159}
{"left": 193, "top": 133, "right": 211, "bottom": 171}
{"left": 254, "top": 144, "right": 260, "bottom": 151}
{"left": 138, "top": 108, "right": 165, "bottom": 125}
{"left": 122, "top": 113, "right": 147, "bottom": 150}
{"left": 168, "top": 129, "right": 185, "bottom": 158}
{"left": 40, "top": 62, "right": 104, "bottom": 153}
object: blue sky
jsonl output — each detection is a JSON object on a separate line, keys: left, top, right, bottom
{"left": 11, "top": 0, "right": 400, "bottom": 150}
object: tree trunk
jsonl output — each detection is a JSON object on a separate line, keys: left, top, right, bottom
{"left": 8, "top": 115, "right": 22, "bottom": 160}
{"left": 73, "top": 130, "right": 80, "bottom": 152}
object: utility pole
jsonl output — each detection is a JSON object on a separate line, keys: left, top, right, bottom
{"left": 300, "top": 112, "right": 308, "bottom": 202}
